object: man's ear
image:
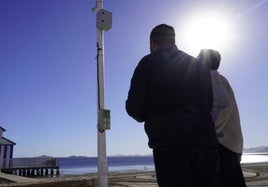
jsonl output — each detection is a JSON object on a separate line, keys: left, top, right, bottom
{"left": 150, "top": 40, "right": 158, "bottom": 53}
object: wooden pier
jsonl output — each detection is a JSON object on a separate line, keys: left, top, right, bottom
{"left": 1, "top": 157, "right": 60, "bottom": 177}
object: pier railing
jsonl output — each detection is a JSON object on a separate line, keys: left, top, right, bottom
{"left": 2, "top": 157, "right": 58, "bottom": 169}
{"left": 1, "top": 157, "right": 59, "bottom": 177}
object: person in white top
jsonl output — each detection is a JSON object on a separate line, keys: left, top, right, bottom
{"left": 197, "top": 49, "right": 246, "bottom": 187}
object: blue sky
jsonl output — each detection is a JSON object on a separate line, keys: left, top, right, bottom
{"left": 1, "top": 0, "right": 268, "bottom": 157}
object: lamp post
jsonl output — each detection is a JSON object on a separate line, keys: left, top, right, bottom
{"left": 92, "top": 1, "right": 112, "bottom": 187}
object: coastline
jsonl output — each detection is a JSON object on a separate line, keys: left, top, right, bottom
{"left": 1, "top": 162, "right": 268, "bottom": 186}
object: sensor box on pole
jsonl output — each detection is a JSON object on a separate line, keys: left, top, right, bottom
{"left": 98, "top": 108, "right": 111, "bottom": 131}
{"left": 96, "top": 9, "right": 112, "bottom": 31}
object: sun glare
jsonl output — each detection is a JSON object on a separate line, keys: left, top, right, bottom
{"left": 179, "top": 13, "right": 232, "bottom": 56}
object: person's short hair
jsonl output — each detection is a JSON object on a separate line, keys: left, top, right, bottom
{"left": 197, "top": 49, "right": 221, "bottom": 70}
{"left": 150, "top": 24, "right": 175, "bottom": 46}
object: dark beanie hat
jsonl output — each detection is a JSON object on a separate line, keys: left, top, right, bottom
{"left": 150, "top": 24, "right": 175, "bottom": 39}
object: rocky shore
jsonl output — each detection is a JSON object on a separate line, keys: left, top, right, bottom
{"left": 1, "top": 162, "right": 268, "bottom": 186}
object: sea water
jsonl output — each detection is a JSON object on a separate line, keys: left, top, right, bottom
{"left": 241, "top": 153, "right": 268, "bottom": 163}
{"left": 59, "top": 156, "right": 155, "bottom": 175}
{"left": 59, "top": 154, "right": 268, "bottom": 175}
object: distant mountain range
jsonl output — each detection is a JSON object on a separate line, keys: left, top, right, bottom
{"left": 28, "top": 147, "right": 268, "bottom": 159}
{"left": 243, "top": 146, "right": 268, "bottom": 153}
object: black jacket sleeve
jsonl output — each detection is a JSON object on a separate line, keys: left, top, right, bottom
{"left": 125, "top": 57, "right": 149, "bottom": 122}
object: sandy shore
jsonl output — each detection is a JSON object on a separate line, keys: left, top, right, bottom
{"left": 1, "top": 162, "right": 268, "bottom": 186}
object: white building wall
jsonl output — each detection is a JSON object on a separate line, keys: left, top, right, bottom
{"left": 0, "top": 128, "right": 15, "bottom": 169}
{"left": 6, "top": 145, "right": 11, "bottom": 167}
{"left": 0, "top": 145, "right": 4, "bottom": 169}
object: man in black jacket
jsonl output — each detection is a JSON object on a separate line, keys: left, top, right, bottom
{"left": 126, "top": 24, "right": 219, "bottom": 187}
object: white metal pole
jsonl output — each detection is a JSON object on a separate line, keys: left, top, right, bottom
{"left": 95, "top": 0, "right": 108, "bottom": 187}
